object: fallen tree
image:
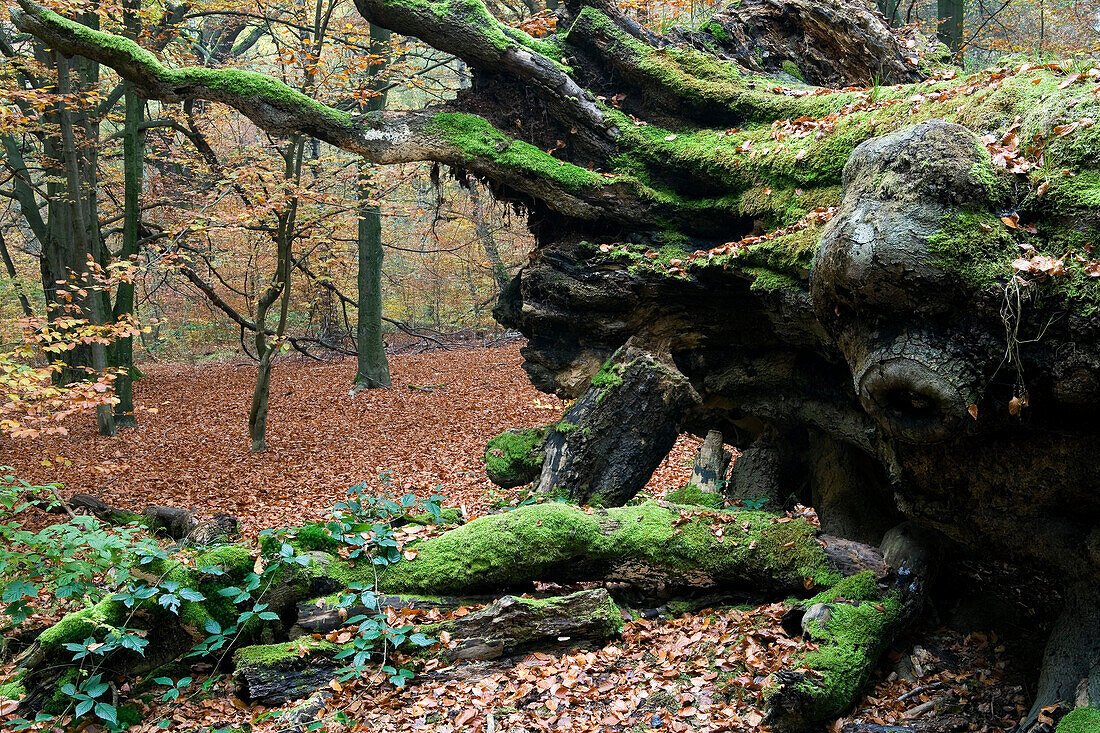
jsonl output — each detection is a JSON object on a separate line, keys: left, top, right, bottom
{"left": 4, "top": 497, "right": 912, "bottom": 731}
{"left": 11, "top": 0, "right": 1100, "bottom": 728}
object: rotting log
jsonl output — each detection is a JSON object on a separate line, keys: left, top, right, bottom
{"left": 768, "top": 523, "right": 937, "bottom": 730}
{"left": 366, "top": 501, "right": 858, "bottom": 595}
{"left": 234, "top": 589, "right": 624, "bottom": 705}
{"left": 36, "top": 492, "right": 239, "bottom": 544}
{"left": 8, "top": 501, "right": 892, "bottom": 725}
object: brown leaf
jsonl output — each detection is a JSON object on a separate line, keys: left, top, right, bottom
{"left": 1058, "top": 72, "right": 1082, "bottom": 89}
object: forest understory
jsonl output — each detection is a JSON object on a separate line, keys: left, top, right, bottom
{"left": 0, "top": 344, "right": 1061, "bottom": 733}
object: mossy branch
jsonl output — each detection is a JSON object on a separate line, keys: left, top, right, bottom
{"left": 9, "top": 0, "right": 630, "bottom": 221}
{"left": 349, "top": 0, "right": 617, "bottom": 150}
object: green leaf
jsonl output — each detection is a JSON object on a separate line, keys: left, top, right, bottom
{"left": 84, "top": 681, "right": 110, "bottom": 698}
{"left": 94, "top": 702, "right": 118, "bottom": 724}
{"left": 75, "top": 699, "right": 94, "bottom": 718}
{"left": 179, "top": 588, "right": 206, "bottom": 602}
{"left": 1, "top": 580, "right": 36, "bottom": 602}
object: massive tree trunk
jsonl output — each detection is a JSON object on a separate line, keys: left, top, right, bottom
{"left": 15, "top": 0, "right": 1100, "bottom": 724}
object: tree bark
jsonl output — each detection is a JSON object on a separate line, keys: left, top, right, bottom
{"left": 688, "top": 430, "right": 732, "bottom": 494}
{"left": 535, "top": 341, "right": 699, "bottom": 506}
{"left": 353, "top": 23, "right": 393, "bottom": 391}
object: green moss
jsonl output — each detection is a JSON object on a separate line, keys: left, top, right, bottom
{"left": 747, "top": 268, "right": 801, "bottom": 293}
{"left": 432, "top": 112, "right": 606, "bottom": 193}
{"left": 565, "top": 8, "right": 855, "bottom": 122}
{"left": 702, "top": 20, "right": 729, "bottom": 42}
{"left": 485, "top": 427, "right": 547, "bottom": 487}
{"left": 590, "top": 359, "right": 624, "bottom": 389}
{"left": 805, "top": 570, "right": 879, "bottom": 604}
{"left": 405, "top": 507, "right": 463, "bottom": 526}
{"left": 371, "top": 501, "right": 839, "bottom": 595}
{"left": 389, "top": 0, "right": 568, "bottom": 68}
{"left": 25, "top": 5, "right": 350, "bottom": 126}
{"left": 0, "top": 671, "right": 25, "bottom": 700}
{"left": 926, "top": 209, "right": 1015, "bottom": 288}
{"left": 295, "top": 524, "right": 342, "bottom": 553}
{"left": 778, "top": 572, "right": 899, "bottom": 721}
{"left": 117, "top": 704, "right": 143, "bottom": 728}
{"left": 667, "top": 484, "right": 724, "bottom": 509}
{"left": 193, "top": 545, "right": 254, "bottom": 576}
{"left": 35, "top": 598, "right": 127, "bottom": 650}
{"left": 44, "top": 668, "right": 81, "bottom": 714}
{"left": 781, "top": 60, "right": 805, "bottom": 82}
{"left": 1058, "top": 707, "right": 1100, "bottom": 733}
{"left": 233, "top": 638, "right": 339, "bottom": 670}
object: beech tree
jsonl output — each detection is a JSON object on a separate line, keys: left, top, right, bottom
{"left": 13, "top": 0, "right": 1100, "bottom": 728}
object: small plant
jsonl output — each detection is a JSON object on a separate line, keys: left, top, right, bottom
{"left": 0, "top": 471, "right": 161, "bottom": 625}
{"left": 4, "top": 475, "right": 448, "bottom": 730}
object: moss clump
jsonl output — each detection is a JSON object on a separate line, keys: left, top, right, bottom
{"left": 702, "top": 20, "right": 729, "bottom": 42}
{"left": 485, "top": 427, "right": 547, "bottom": 488}
{"left": 294, "top": 524, "right": 342, "bottom": 554}
{"left": 747, "top": 268, "right": 801, "bottom": 293}
{"left": 805, "top": 570, "right": 880, "bottom": 605}
{"left": 405, "top": 507, "right": 463, "bottom": 526}
{"left": 233, "top": 638, "right": 339, "bottom": 670}
{"left": 926, "top": 209, "right": 1015, "bottom": 288}
{"left": 192, "top": 544, "right": 254, "bottom": 576}
{"left": 431, "top": 113, "right": 606, "bottom": 193}
{"left": 1058, "top": 707, "right": 1100, "bottom": 733}
{"left": 0, "top": 671, "right": 25, "bottom": 700}
{"left": 781, "top": 60, "right": 805, "bottom": 82}
{"left": 667, "top": 484, "right": 724, "bottom": 509}
{"left": 777, "top": 571, "right": 899, "bottom": 721}
{"left": 371, "top": 500, "right": 839, "bottom": 595}
{"left": 589, "top": 358, "right": 624, "bottom": 391}
{"left": 35, "top": 598, "right": 127, "bottom": 650}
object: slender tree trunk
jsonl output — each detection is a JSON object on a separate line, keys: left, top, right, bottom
{"left": 248, "top": 139, "right": 302, "bottom": 452}
{"left": 353, "top": 24, "right": 392, "bottom": 390}
{"left": 0, "top": 230, "right": 34, "bottom": 318}
{"left": 111, "top": 82, "right": 142, "bottom": 428}
{"left": 937, "top": 0, "right": 964, "bottom": 56}
{"left": 110, "top": 1, "right": 144, "bottom": 428}
{"left": 55, "top": 52, "right": 114, "bottom": 437}
{"left": 469, "top": 183, "right": 509, "bottom": 296}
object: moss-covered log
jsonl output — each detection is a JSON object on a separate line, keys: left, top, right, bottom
{"left": 366, "top": 501, "right": 850, "bottom": 595}
{"left": 767, "top": 523, "right": 936, "bottom": 730}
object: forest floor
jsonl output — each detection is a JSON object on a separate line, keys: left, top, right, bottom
{"left": 1, "top": 343, "right": 1049, "bottom": 732}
